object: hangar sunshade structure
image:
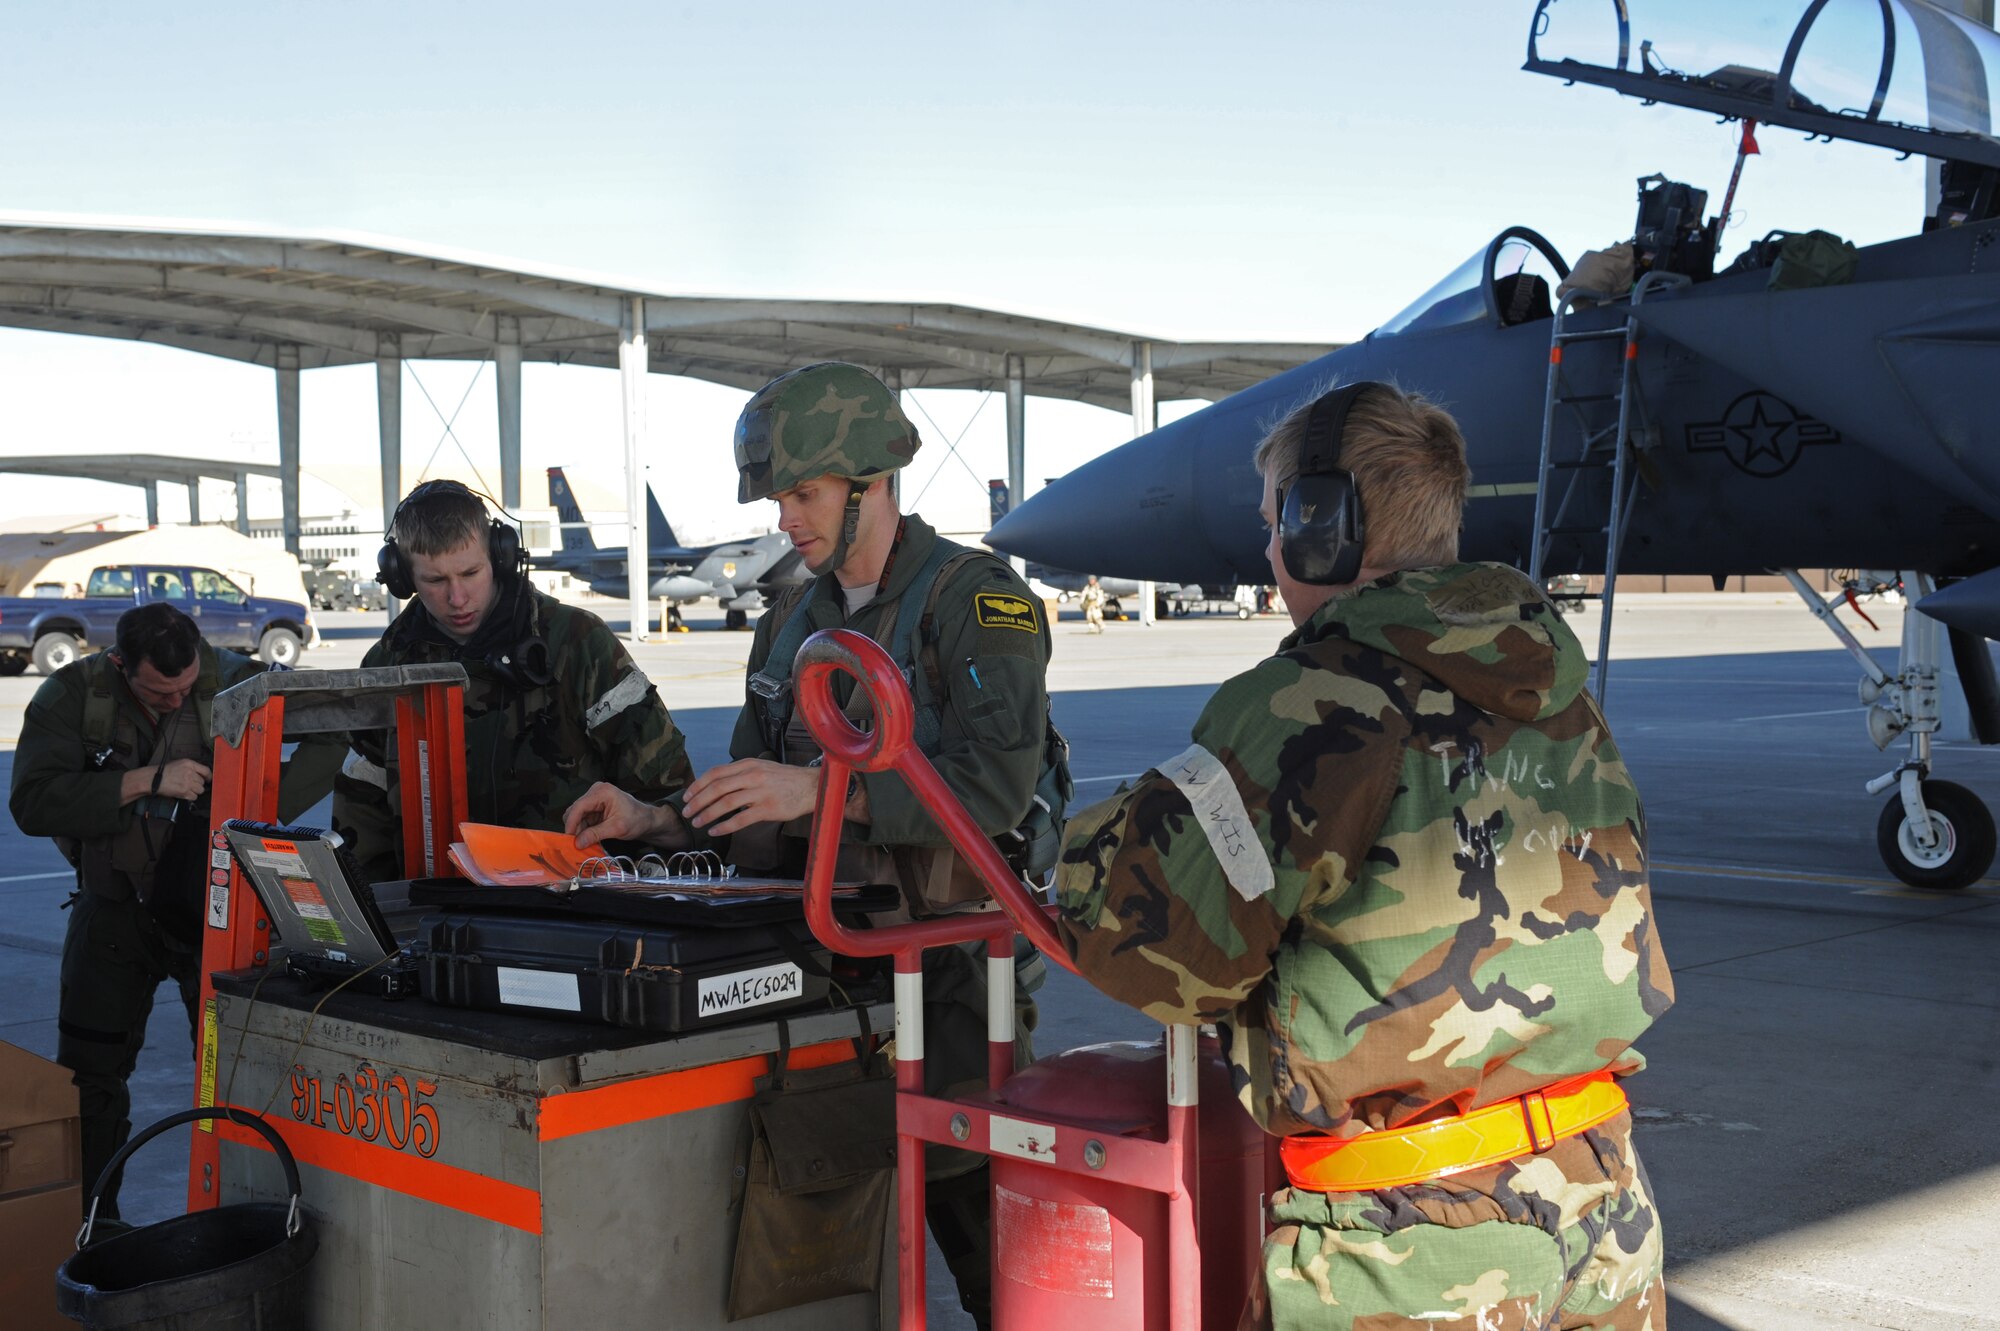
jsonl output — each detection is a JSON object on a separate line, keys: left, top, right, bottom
{"left": 0, "top": 215, "right": 1338, "bottom": 634}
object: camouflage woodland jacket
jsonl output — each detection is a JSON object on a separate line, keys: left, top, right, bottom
{"left": 333, "top": 584, "right": 692, "bottom": 884}
{"left": 1054, "top": 563, "right": 1673, "bottom": 1138}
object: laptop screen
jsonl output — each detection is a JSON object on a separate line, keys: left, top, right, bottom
{"left": 221, "top": 821, "right": 397, "bottom": 970}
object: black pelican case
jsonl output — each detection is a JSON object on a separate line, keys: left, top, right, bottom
{"left": 418, "top": 911, "right": 844, "bottom": 1033}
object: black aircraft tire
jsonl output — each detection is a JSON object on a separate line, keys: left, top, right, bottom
{"left": 0, "top": 651, "right": 25, "bottom": 676}
{"left": 1876, "top": 779, "right": 1996, "bottom": 891}
{"left": 725, "top": 609, "right": 749, "bottom": 631}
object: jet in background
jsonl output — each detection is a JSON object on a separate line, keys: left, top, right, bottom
{"left": 991, "top": 1, "right": 2000, "bottom": 890}
{"left": 535, "top": 467, "right": 802, "bottom": 630}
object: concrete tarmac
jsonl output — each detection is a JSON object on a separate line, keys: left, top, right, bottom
{"left": 2, "top": 592, "right": 1994, "bottom": 1329}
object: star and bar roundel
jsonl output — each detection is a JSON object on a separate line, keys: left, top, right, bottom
{"left": 1684, "top": 391, "right": 1841, "bottom": 478}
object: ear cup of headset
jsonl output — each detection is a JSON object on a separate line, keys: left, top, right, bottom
{"left": 1280, "top": 473, "right": 1365, "bottom": 586}
{"left": 376, "top": 540, "right": 414, "bottom": 600}
{"left": 487, "top": 519, "right": 525, "bottom": 584}
{"left": 1279, "top": 381, "right": 1380, "bottom": 587}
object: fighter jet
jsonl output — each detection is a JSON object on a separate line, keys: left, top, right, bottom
{"left": 990, "top": 0, "right": 2000, "bottom": 889}
{"left": 535, "top": 467, "right": 802, "bottom": 630}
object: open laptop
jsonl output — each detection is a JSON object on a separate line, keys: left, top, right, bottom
{"left": 221, "top": 820, "right": 422, "bottom": 997}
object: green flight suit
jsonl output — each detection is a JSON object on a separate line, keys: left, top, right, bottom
{"left": 333, "top": 581, "right": 692, "bottom": 884}
{"left": 731, "top": 513, "right": 1051, "bottom": 1330}
{"left": 9, "top": 645, "right": 342, "bottom": 1215}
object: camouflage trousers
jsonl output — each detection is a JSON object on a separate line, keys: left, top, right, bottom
{"left": 1241, "top": 1111, "right": 1664, "bottom": 1331}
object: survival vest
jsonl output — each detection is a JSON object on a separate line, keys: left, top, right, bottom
{"left": 61, "top": 648, "right": 225, "bottom": 912}
{"left": 748, "top": 543, "right": 1073, "bottom": 878}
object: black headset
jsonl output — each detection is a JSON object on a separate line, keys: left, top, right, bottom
{"left": 376, "top": 480, "right": 527, "bottom": 601}
{"left": 1279, "top": 381, "right": 1381, "bottom": 586}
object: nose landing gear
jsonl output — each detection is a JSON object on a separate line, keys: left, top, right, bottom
{"left": 1874, "top": 776, "right": 1994, "bottom": 890}
{"left": 1786, "top": 569, "right": 1996, "bottom": 890}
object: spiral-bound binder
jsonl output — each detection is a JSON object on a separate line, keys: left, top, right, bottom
{"left": 444, "top": 823, "right": 871, "bottom": 904}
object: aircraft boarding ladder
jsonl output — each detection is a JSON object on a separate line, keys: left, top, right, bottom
{"left": 1528, "top": 272, "right": 1687, "bottom": 703}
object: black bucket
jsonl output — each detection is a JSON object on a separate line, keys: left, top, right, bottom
{"left": 55, "top": 1106, "right": 317, "bottom": 1330}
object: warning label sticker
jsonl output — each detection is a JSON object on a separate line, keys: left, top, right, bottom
{"left": 246, "top": 839, "right": 306, "bottom": 878}
{"left": 196, "top": 1000, "right": 219, "bottom": 1134}
{"left": 282, "top": 877, "right": 346, "bottom": 945}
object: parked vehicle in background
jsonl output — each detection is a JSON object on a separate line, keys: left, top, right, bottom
{"left": 1545, "top": 573, "right": 1589, "bottom": 614}
{"left": 304, "top": 565, "right": 389, "bottom": 613}
{"left": 0, "top": 563, "right": 315, "bottom": 675}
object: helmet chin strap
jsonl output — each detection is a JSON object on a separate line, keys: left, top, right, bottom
{"left": 818, "top": 479, "right": 870, "bottom": 576}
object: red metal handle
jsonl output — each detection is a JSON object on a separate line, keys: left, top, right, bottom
{"left": 796, "top": 627, "right": 1077, "bottom": 973}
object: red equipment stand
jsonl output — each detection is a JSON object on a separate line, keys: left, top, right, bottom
{"left": 188, "top": 664, "right": 471, "bottom": 1214}
{"left": 794, "top": 629, "right": 1265, "bottom": 1331}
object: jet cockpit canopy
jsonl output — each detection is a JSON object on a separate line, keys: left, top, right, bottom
{"left": 1375, "top": 226, "right": 1569, "bottom": 338}
{"left": 1527, "top": 0, "right": 2000, "bottom": 170}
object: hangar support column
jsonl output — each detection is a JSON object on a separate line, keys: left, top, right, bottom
{"left": 377, "top": 334, "right": 402, "bottom": 539}
{"left": 233, "top": 470, "right": 250, "bottom": 535}
{"left": 276, "top": 343, "right": 302, "bottom": 558}
{"left": 1005, "top": 354, "right": 1027, "bottom": 574}
{"left": 883, "top": 367, "right": 903, "bottom": 507}
{"left": 496, "top": 316, "right": 522, "bottom": 511}
{"left": 144, "top": 481, "right": 159, "bottom": 529}
{"left": 1130, "top": 340, "right": 1156, "bottom": 625}
{"left": 619, "top": 297, "right": 650, "bottom": 642}
{"left": 186, "top": 481, "right": 201, "bottom": 525}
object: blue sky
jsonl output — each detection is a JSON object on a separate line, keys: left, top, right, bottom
{"left": 0, "top": 1, "right": 1942, "bottom": 539}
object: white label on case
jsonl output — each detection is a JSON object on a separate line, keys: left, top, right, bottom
{"left": 698, "top": 962, "right": 803, "bottom": 1017}
{"left": 496, "top": 966, "right": 581, "bottom": 1012}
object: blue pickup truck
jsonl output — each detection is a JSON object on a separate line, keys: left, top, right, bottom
{"left": 0, "top": 564, "right": 316, "bottom": 676}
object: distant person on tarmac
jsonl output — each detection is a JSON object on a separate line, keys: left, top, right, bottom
{"left": 1081, "top": 574, "right": 1106, "bottom": 633}
{"left": 1049, "top": 381, "right": 1673, "bottom": 1330}
{"left": 332, "top": 480, "right": 691, "bottom": 885}
{"left": 8, "top": 603, "right": 339, "bottom": 1223}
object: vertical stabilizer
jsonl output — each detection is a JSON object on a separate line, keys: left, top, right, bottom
{"left": 547, "top": 467, "right": 597, "bottom": 552}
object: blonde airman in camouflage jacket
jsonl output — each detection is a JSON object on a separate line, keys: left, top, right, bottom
{"left": 1054, "top": 383, "right": 1672, "bottom": 1331}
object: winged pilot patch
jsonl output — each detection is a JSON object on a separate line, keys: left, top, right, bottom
{"left": 974, "top": 591, "right": 1040, "bottom": 633}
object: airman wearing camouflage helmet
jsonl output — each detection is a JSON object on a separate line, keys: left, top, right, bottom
{"left": 1052, "top": 383, "right": 1672, "bottom": 1331}
{"left": 567, "top": 362, "right": 1057, "bottom": 1329}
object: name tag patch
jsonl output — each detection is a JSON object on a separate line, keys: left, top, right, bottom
{"left": 975, "top": 591, "right": 1040, "bottom": 633}
{"left": 1158, "top": 743, "right": 1274, "bottom": 902}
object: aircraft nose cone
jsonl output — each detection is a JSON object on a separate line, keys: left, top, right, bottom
{"left": 989, "top": 418, "right": 1263, "bottom": 584}
{"left": 1919, "top": 569, "right": 2000, "bottom": 641}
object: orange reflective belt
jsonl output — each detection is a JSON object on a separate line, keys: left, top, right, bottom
{"left": 1279, "top": 1072, "right": 1627, "bottom": 1193}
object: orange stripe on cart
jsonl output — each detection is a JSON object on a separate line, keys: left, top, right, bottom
{"left": 215, "top": 1118, "right": 544, "bottom": 1234}
{"left": 537, "top": 1039, "right": 859, "bottom": 1142}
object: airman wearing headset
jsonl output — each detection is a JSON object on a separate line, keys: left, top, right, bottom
{"left": 332, "top": 480, "right": 692, "bottom": 885}
{"left": 1046, "top": 382, "right": 1674, "bottom": 1331}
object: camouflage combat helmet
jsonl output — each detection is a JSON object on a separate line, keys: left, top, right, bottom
{"left": 733, "top": 362, "right": 922, "bottom": 503}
